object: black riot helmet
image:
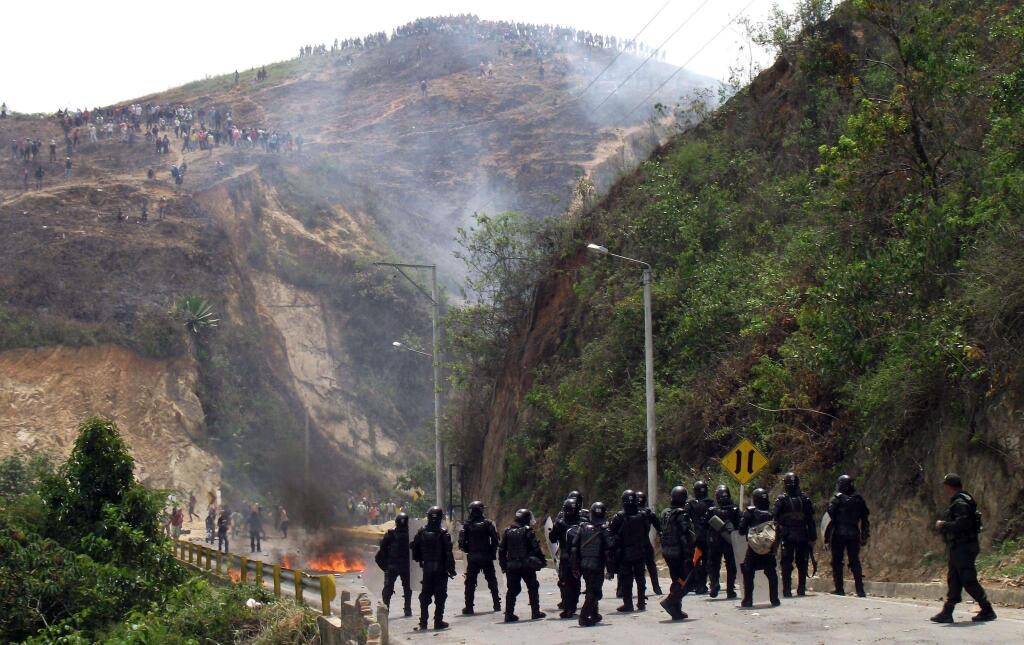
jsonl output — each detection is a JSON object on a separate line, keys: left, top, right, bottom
{"left": 670, "top": 485, "right": 688, "bottom": 508}
{"left": 468, "top": 500, "right": 485, "bottom": 520}
{"left": 563, "top": 497, "right": 579, "bottom": 518}
{"left": 514, "top": 508, "right": 533, "bottom": 526}
{"left": 715, "top": 485, "right": 732, "bottom": 505}
{"left": 837, "top": 475, "right": 855, "bottom": 494}
{"left": 693, "top": 480, "right": 709, "bottom": 500}
{"left": 635, "top": 491, "right": 647, "bottom": 508}
{"left": 568, "top": 490, "right": 584, "bottom": 508}
{"left": 426, "top": 506, "right": 444, "bottom": 529}
{"left": 590, "top": 501, "right": 607, "bottom": 521}
{"left": 752, "top": 488, "right": 769, "bottom": 510}
{"left": 395, "top": 512, "right": 409, "bottom": 529}
{"left": 784, "top": 472, "right": 800, "bottom": 495}
{"left": 621, "top": 489, "right": 637, "bottom": 512}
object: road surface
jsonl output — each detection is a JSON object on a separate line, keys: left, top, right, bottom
{"left": 341, "top": 567, "right": 1024, "bottom": 644}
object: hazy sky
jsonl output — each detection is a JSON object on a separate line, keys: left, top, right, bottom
{"left": 0, "top": 0, "right": 796, "bottom": 113}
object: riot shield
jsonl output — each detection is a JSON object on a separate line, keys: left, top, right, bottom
{"left": 542, "top": 515, "right": 559, "bottom": 566}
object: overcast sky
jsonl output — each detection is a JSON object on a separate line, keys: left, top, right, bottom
{"left": 0, "top": 0, "right": 797, "bottom": 113}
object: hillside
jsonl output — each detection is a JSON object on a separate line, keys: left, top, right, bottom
{"left": 448, "top": 0, "right": 1024, "bottom": 580}
{"left": 0, "top": 16, "right": 713, "bottom": 518}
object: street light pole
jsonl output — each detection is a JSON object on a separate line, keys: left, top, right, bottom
{"left": 587, "top": 243, "right": 658, "bottom": 508}
{"left": 376, "top": 261, "right": 444, "bottom": 509}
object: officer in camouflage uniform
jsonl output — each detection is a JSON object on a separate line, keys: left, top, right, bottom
{"left": 930, "top": 474, "right": 996, "bottom": 624}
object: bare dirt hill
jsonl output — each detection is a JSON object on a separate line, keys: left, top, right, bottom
{"left": 0, "top": 17, "right": 714, "bottom": 519}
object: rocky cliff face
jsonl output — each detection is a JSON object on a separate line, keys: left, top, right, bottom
{"left": 0, "top": 17, "right": 712, "bottom": 513}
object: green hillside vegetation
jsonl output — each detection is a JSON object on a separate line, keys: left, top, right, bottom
{"left": 446, "top": 0, "right": 1024, "bottom": 558}
{"left": 0, "top": 417, "right": 315, "bottom": 643}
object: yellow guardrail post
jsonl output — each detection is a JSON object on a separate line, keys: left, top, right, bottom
{"left": 188, "top": 543, "right": 194, "bottom": 563}
{"left": 255, "top": 560, "right": 263, "bottom": 587}
{"left": 204, "top": 546, "right": 212, "bottom": 571}
{"left": 294, "top": 569, "right": 303, "bottom": 604}
{"left": 319, "top": 575, "right": 336, "bottom": 615}
{"left": 273, "top": 564, "right": 282, "bottom": 597}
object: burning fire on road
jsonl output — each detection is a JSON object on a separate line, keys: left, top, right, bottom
{"left": 306, "top": 550, "right": 365, "bottom": 574}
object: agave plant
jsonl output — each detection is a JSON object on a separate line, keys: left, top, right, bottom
{"left": 178, "top": 296, "right": 219, "bottom": 334}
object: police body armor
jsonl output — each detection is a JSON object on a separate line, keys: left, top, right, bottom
{"left": 686, "top": 498, "right": 713, "bottom": 540}
{"left": 461, "top": 520, "right": 497, "bottom": 563}
{"left": 504, "top": 525, "right": 530, "bottom": 568}
{"left": 659, "top": 507, "right": 692, "bottom": 559}
{"left": 831, "top": 493, "right": 864, "bottom": 540}
{"left": 414, "top": 528, "right": 447, "bottom": 573}
{"left": 777, "top": 494, "right": 812, "bottom": 542}
{"left": 388, "top": 528, "right": 410, "bottom": 567}
{"left": 619, "top": 512, "right": 649, "bottom": 563}
{"left": 576, "top": 522, "right": 606, "bottom": 572}
{"left": 708, "top": 503, "right": 739, "bottom": 535}
{"left": 943, "top": 491, "right": 982, "bottom": 546}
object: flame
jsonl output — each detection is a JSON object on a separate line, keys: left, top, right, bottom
{"left": 282, "top": 555, "right": 295, "bottom": 569}
{"left": 306, "top": 551, "right": 365, "bottom": 573}
{"left": 227, "top": 567, "right": 241, "bottom": 583}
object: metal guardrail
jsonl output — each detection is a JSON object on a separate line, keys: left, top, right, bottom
{"left": 172, "top": 540, "right": 336, "bottom": 615}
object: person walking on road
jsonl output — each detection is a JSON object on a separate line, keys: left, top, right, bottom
{"left": 188, "top": 493, "right": 198, "bottom": 521}
{"left": 739, "top": 487, "right": 780, "bottom": 608}
{"left": 248, "top": 503, "right": 263, "bottom": 553}
{"left": 930, "top": 473, "right": 997, "bottom": 623}
{"left": 205, "top": 504, "right": 216, "bottom": 544}
{"left": 377, "top": 512, "right": 413, "bottom": 617}
{"left": 774, "top": 472, "right": 817, "bottom": 597}
{"left": 279, "top": 506, "right": 290, "bottom": 538}
{"left": 499, "top": 508, "right": 547, "bottom": 622}
{"left": 411, "top": 506, "right": 457, "bottom": 631}
{"left": 609, "top": 489, "right": 649, "bottom": 612}
{"left": 659, "top": 485, "right": 694, "bottom": 620}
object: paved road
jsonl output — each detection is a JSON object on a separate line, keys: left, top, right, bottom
{"left": 345, "top": 567, "right": 1024, "bottom": 644}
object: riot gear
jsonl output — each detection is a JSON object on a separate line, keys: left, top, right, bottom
{"left": 550, "top": 498, "right": 583, "bottom": 617}
{"left": 411, "top": 508, "right": 457, "bottom": 630}
{"left": 773, "top": 473, "right": 817, "bottom": 597}
{"left": 684, "top": 482, "right": 715, "bottom": 594}
{"left": 500, "top": 514, "right": 547, "bottom": 622}
{"left": 670, "top": 485, "right": 688, "bottom": 507}
{"left": 635, "top": 490, "right": 647, "bottom": 507}
{"left": 739, "top": 495, "right": 780, "bottom": 608}
{"left": 378, "top": 512, "right": 412, "bottom": 616}
{"left": 837, "top": 474, "right": 854, "bottom": 494}
{"left": 468, "top": 500, "right": 485, "bottom": 520}
{"left": 458, "top": 503, "right": 502, "bottom": 614}
{"left": 571, "top": 512, "right": 613, "bottom": 626}
{"left": 705, "top": 487, "right": 739, "bottom": 599}
{"left": 609, "top": 495, "right": 650, "bottom": 611}
{"left": 932, "top": 480, "right": 995, "bottom": 623}
{"left": 827, "top": 482, "right": 870, "bottom": 597}
{"left": 752, "top": 488, "right": 770, "bottom": 510}
{"left": 633, "top": 490, "right": 663, "bottom": 595}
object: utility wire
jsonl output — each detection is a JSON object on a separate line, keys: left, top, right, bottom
{"left": 574, "top": 0, "right": 674, "bottom": 99}
{"left": 625, "top": 0, "right": 756, "bottom": 119}
{"left": 591, "top": 0, "right": 711, "bottom": 112}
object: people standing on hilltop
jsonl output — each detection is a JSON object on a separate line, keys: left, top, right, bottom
{"left": 34, "top": 165, "right": 44, "bottom": 189}
{"left": 49, "top": 138, "right": 57, "bottom": 162}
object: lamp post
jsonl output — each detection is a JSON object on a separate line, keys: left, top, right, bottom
{"left": 376, "top": 262, "right": 444, "bottom": 508}
{"left": 586, "top": 243, "right": 658, "bottom": 508}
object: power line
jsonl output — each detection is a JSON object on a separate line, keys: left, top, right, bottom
{"left": 574, "top": 0, "right": 674, "bottom": 100}
{"left": 625, "top": 0, "right": 756, "bottom": 119}
{"left": 591, "top": 0, "right": 712, "bottom": 113}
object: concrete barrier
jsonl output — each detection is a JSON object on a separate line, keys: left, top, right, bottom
{"left": 805, "top": 577, "right": 1024, "bottom": 608}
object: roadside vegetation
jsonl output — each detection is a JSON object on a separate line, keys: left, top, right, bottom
{"left": 0, "top": 417, "right": 316, "bottom": 644}
{"left": 445, "top": 0, "right": 1024, "bottom": 569}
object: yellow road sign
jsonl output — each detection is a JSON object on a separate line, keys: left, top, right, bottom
{"left": 720, "top": 438, "right": 769, "bottom": 485}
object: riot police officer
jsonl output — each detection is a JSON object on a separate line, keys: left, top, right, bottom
{"left": 565, "top": 489, "right": 591, "bottom": 522}
{"left": 683, "top": 480, "right": 713, "bottom": 594}
{"left": 705, "top": 485, "right": 739, "bottom": 599}
{"left": 826, "top": 475, "right": 869, "bottom": 597}
{"left": 609, "top": 489, "right": 650, "bottom": 611}
{"left": 773, "top": 472, "right": 817, "bottom": 597}
{"left": 458, "top": 500, "right": 501, "bottom": 614}
{"left": 376, "top": 512, "right": 412, "bottom": 616}
{"left": 499, "top": 509, "right": 547, "bottom": 622}
{"left": 658, "top": 485, "right": 693, "bottom": 620}
{"left": 635, "top": 491, "right": 664, "bottom": 595}
{"left": 572, "top": 501, "right": 614, "bottom": 627}
{"left": 410, "top": 506, "right": 457, "bottom": 630}
{"left": 930, "top": 474, "right": 996, "bottom": 623}
{"left": 739, "top": 487, "right": 780, "bottom": 608}
{"left": 550, "top": 498, "right": 583, "bottom": 617}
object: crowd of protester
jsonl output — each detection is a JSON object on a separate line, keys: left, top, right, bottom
{"left": 346, "top": 497, "right": 404, "bottom": 525}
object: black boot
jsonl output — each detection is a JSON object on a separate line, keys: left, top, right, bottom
{"left": 617, "top": 592, "right": 634, "bottom": 612}
{"left": 832, "top": 566, "right": 845, "bottom": 595}
{"left": 659, "top": 597, "right": 686, "bottom": 620}
{"left": 931, "top": 602, "right": 955, "bottom": 623}
{"left": 768, "top": 572, "right": 781, "bottom": 607}
{"left": 404, "top": 598, "right": 412, "bottom": 618}
{"left": 462, "top": 606, "right": 474, "bottom": 615}
{"left": 973, "top": 603, "right": 997, "bottom": 622}
{"left": 492, "top": 592, "right": 501, "bottom": 613}
{"left": 531, "top": 606, "right": 546, "bottom": 620}
{"left": 504, "top": 593, "right": 518, "bottom": 622}
{"left": 433, "top": 600, "right": 448, "bottom": 630}
{"left": 853, "top": 572, "right": 866, "bottom": 598}
{"left": 417, "top": 599, "right": 430, "bottom": 630}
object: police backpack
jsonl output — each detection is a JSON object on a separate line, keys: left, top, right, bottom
{"left": 747, "top": 521, "right": 777, "bottom": 555}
